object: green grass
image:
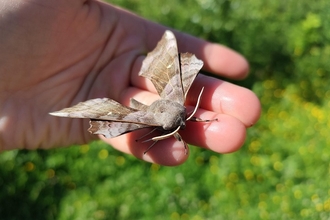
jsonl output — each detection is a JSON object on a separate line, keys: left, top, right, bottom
{"left": 1, "top": 0, "right": 330, "bottom": 219}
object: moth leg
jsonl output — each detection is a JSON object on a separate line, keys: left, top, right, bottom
{"left": 141, "top": 126, "right": 187, "bottom": 154}
{"left": 135, "top": 128, "right": 158, "bottom": 142}
{"left": 174, "top": 133, "right": 188, "bottom": 155}
{"left": 143, "top": 141, "right": 158, "bottom": 154}
{"left": 186, "top": 87, "right": 204, "bottom": 121}
{"left": 189, "top": 117, "right": 218, "bottom": 122}
{"left": 143, "top": 131, "right": 188, "bottom": 155}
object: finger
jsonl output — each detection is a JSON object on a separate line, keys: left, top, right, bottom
{"left": 119, "top": 86, "right": 160, "bottom": 106}
{"left": 100, "top": 108, "right": 246, "bottom": 165}
{"left": 116, "top": 7, "right": 248, "bottom": 79}
{"left": 100, "top": 132, "right": 189, "bottom": 166}
{"left": 130, "top": 55, "right": 157, "bottom": 95}
{"left": 130, "top": 46, "right": 248, "bottom": 95}
{"left": 175, "top": 34, "right": 249, "bottom": 79}
{"left": 121, "top": 79, "right": 261, "bottom": 128}
{"left": 140, "top": 25, "right": 249, "bottom": 79}
{"left": 181, "top": 109, "right": 246, "bottom": 153}
{"left": 117, "top": 87, "right": 248, "bottom": 153}
{"left": 187, "top": 74, "right": 261, "bottom": 127}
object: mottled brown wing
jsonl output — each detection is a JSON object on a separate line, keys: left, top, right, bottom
{"left": 88, "top": 120, "right": 151, "bottom": 138}
{"left": 49, "top": 98, "right": 160, "bottom": 126}
{"left": 180, "top": 53, "right": 204, "bottom": 98}
{"left": 139, "top": 30, "right": 184, "bottom": 104}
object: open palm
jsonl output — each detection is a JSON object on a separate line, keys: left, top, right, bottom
{"left": 0, "top": 0, "right": 260, "bottom": 165}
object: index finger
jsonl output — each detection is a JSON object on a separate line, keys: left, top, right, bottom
{"left": 143, "top": 25, "right": 249, "bottom": 79}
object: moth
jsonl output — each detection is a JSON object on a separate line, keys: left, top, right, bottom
{"left": 50, "top": 30, "right": 216, "bottom": 154}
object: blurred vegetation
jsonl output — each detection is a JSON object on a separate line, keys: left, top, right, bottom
{"left": 1, "top": 0, "right": 330, "bottom": 219}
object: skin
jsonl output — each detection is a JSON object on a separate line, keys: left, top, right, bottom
{"left": 0, "top": 0, "right": 261, "bottom": 166}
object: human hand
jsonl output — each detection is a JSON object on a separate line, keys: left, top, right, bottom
{"left": 0, "top": 0, "right": 260, "bottom": 166}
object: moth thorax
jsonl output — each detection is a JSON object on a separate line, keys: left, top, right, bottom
{"left": 148, "top": 99, "right": 186, "bottom": 131}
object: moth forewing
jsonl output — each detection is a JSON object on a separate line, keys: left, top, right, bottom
{"left": 88, "top": 120, "right": 152, "bottom": 138}
{"left": 139, "top": 30, "right": 185, "bottom": 104}
{"left": 49, "top": 98, "right": 137, "bottom": 120}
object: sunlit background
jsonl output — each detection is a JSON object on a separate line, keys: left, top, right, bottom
{"left": 1, "top": 0, "right": 329, "bottom": 219}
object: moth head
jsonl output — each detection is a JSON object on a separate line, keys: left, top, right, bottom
{"left": 148, "top": 100, "right": 186, "bottom": 131}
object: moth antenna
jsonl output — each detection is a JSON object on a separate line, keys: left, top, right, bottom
{"left": 141, "top": 125, "right": 180, "bottom": 143}
{"left": 135, "top": 128, "right": 158, "bottom": 142}
{"left": 186, "top": 87, "right": 204, "bottom": 121}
